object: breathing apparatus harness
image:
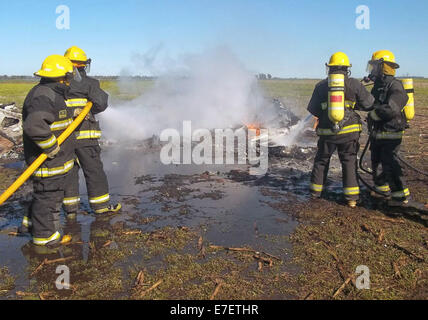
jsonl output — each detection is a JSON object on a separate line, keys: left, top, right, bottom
{"left": 327, "top": 68, "right": 354, "bottom": 134}
{"left": 357, "top": 75, "right": 428, "bottom": 198}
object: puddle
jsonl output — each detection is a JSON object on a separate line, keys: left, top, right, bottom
{"left": 0, "top": 141, "right": 345, "bottom": 298}
{"left": 2, "top": 161, "right": 25, "bottom": 170}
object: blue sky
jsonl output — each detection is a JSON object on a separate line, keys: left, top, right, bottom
{"left": 0, "top": 0, "right": 427, "bottom": 77}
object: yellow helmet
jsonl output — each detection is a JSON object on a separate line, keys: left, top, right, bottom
{"left": 34, "top": 55, "right": 74, "bottom": 78}
{"left": 64, "top": 46, "right": 89, "bottom": 64}
{"left": 368, "top": 50, "right": 399, "bottom": 76}
{"left": 326, "top": 52, "right": 352, "bottom": 67}
{"left": 371, "top": 50, "right": 398, "bottom": 65}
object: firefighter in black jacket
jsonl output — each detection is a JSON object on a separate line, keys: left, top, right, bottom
{"left": 63, "top": 46, "right": 121, "bottom": 215}
{"left": 366, "top": 50, "right": 410, "bottom": 205}
{"left": 19, "top": 55, "right": 77, "bottom": 246}
{"left": 308, "top": 52, "right": 374, "bottom": 207}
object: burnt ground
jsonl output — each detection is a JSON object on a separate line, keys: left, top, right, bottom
{"left": 0, "top": 118, "right": 427, "bottom": 300}
{"left": 281, "top": 110, "right": 428, "bottom": 300}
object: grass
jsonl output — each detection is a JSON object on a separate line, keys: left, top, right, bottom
{"left": 100, "top": 79, "right": 154, "bottom": 101}
{"left": 17, "top": 225, "right": 295, "bottom": 300}
{"left": 0, "top": 82, "right": 37, "bottom": 107}
{"left": 0, "top": 267, "right": 15, "bottom": 296}
{"left": 0, "top": 78, "right": 318, "bottom": 109}
{"left": 0, "top": 79, "right": 154, "bottom": 107}
{"left": 284, "top": 199, "right": 427, "bottom": 299}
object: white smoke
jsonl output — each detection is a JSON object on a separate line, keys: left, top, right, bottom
{"left": 269, "top": 115, "right": 314, "bottom": 147}
{"left": 99, "top": 47, "right": 270, "bottom": 142}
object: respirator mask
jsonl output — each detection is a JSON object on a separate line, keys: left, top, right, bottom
{"left": 366, "top": 59, "right": 384, "bottom": 82}
{"left": 72, "top": 66, "right": 82, "bottom": 82}
{"left": 85, "top": 59, "right": 92, "bottom": 74}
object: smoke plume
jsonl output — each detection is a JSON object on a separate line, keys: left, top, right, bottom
{"left": 99, "top": 47, "right": 271, "bottom": 142}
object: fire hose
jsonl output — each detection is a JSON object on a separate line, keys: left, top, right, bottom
{"left": 357, "top": 132, "right": 390, "bottom": 197}
{"left": 0, "top": 102, "right": 93, "bottom": 206}
{"left": 396, "top": 154, "right": 428, "bottom": 177}
{"left": 358, "top": 78, "right": 428, "bottom": 179}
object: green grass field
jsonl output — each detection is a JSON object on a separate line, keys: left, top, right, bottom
{"left": 0, "top": 80, "right": 155, "bottom": 107}
{"left": 0, "top": 79, "right": 317, "bottom": 107}
{"left": 0, "top": 82, "right": 36, "bottom": 107}
{"left": 2, "top": 78, "right": 427, "bottom": 114}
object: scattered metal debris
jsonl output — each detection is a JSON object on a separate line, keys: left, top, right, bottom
{"left": 0, "top": 103, "right": 23, "bottom": 159}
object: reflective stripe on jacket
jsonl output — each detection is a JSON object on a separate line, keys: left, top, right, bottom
{"left": 68, "top": 69, "right": 109, "bottom": 145}
{"left": 22, "top": 80, "right": 76, "bottom": 179}
{"left": 316, "top": 124, "right": 362, "bottom": 136}
{"left": 371, "top": 76, "right": 408, "bottom": 138}
{"left": 375, "top": 131, "right": 404, "bottom": 140}
{"left": 33, "top": 159, "right": 75, "bottom": 178}
{"left": 307, "top": 74, "right": 374, "bottom": 137}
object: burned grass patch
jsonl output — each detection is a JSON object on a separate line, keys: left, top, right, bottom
{"left": 280, "top": 186, "right": 427, "bottom": 299}
{"left": 0, "top": 267, "right": 15, "bottom": 296}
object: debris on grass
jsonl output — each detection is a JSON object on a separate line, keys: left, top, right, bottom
{"left": 134, "top": 271, "right": 145, "bottom": 287}
{"left": 30, "top": 257, "right": 74, "bottom": 277}
{"left": 140, "top": 279, "right": 163, "bottom": 298}
{"left": 0, "top": 267, "right": 15, "bottom": 295}
{"left": 209, "top": 278, "right": 224, "bottom": 300}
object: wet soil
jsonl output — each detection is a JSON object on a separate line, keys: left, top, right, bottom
{"left": 0, "top": 136, "right": 324, "bottom": 299}
{"left": 0, "top": 122, "right": 426, "bottom": 300}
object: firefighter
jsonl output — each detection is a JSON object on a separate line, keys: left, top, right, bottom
{"left": 366, "top": 50, "right": 410, "bottom": 206}
{"left": 18, "top": 55, "right": 77, "bottom": 246}
{"left": 308, "top": 52, "right": 374, "bottom": 207}
{"left": 63, "top": 46, "right": 121, "bottom": 215}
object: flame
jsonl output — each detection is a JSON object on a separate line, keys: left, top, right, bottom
{"left": 313, "top": 117, "right": 319, "bottom": 130}
{"left": 246, "top": 123, "right": 261, "bottom": 136}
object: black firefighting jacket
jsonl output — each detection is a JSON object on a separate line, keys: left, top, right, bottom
{"left": 307, "top": 72, "right": 374, "bottom": 140}
{"left": 67, "top": 69, "right": 108, "bottom": 147}
{"left": 22, "top": 80, "right": 76, "bottom": 179}
{"left": 370, "top": 75, "right": 408, "bottom": 140}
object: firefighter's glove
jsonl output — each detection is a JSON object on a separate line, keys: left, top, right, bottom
{"left": 369, "top": 110, "right": 382, "bottom": 121}
{"left": 45, "top": 145, "right": 60, "bottom": 159}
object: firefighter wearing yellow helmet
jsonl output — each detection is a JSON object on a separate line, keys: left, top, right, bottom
{"left": 63, "top": 46, "right": 121, "bottom": 215}
{"left": 308, "top": 52, "right": 374, "bottom": 207}
{"left": 366, "top": 50, "right": 411, "bottom": 206}
{"left": 18, "top": 55, "right": 78, "bottom": 246}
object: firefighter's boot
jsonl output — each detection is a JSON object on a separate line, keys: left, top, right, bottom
{"left": 94, "top": 203, "right": 122, "bottom": 214}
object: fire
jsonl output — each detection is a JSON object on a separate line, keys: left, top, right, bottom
{"left": 313, "top": 117, "right": 319, "bottom": 130}
{"left": 246, "top": 124, "right": 261, "bottom": 136}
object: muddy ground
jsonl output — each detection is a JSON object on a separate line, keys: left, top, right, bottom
{"left": 0, "top": 82, "right": 427, "bottom": 300}
{"left": 1, "top": 128, "right": 426, "bottom": 300}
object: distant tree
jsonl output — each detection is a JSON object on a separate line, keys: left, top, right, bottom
{"left": 267, "top": 74, "right": 272, "bottom": 80}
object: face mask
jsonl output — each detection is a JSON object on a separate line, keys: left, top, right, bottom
{"left": 73, "top": 67, "right": 82, "bottom": 82}
{"left": 85, "top": 59, "right": 92, "bottom": 74}
{"left": 366, "top": 59, "right": 383, "bottom": 81}
{"left": 62, "top": 69, "right": 80, "bottom": 86}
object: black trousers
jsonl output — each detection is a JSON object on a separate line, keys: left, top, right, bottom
{"left": 310, "top": 135, "right": 360, "bottom": 201}
{"left": 29, "top": 170, "right": 75, "bottom": 241}
{"left": 74, "top": 145, "right": 110, "bottom": 211}
{"left": 370, "top": 138, "right": 409, "bottom": 200}
{"left": 62, "top": 165, "right": 80, "bottom": 213}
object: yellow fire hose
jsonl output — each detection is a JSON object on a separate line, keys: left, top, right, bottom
{"left": 0, "top": 102, "right": 93, "bottom": 206}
